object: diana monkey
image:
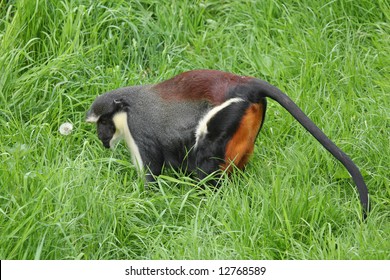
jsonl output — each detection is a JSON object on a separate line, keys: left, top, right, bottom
{"left": 86, "top": 69, "right": 369, "bottom": 218}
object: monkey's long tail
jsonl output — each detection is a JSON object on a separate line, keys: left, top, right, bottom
{"left": 254, "top": 79, "right": 369, "bottom": 219}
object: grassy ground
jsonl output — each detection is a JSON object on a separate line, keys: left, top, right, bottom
{"left": 0, "top": 0, "right": 389, "bottom": 260}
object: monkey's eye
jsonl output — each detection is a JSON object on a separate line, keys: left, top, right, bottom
{"left": 99, "top": 119, "right": 108, "bottom": 125}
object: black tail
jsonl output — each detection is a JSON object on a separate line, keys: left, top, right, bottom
{"left": 253, "top": 79, "right": 369, "bottom": 219}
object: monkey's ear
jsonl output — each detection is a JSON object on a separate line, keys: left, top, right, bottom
{"left": 113, "top": 98, "right": 129, "bottom": 110}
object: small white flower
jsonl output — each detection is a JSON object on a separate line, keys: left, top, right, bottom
{"left": 59, "top": 122, "right": 73, "bottom": 135}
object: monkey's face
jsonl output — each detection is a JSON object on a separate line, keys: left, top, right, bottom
{"left": 96, "top": 115, "right": 116, "bottom": 148}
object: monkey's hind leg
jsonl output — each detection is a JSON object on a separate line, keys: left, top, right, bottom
{"left": 194, "top": 98, "right": 265, "bottom": 183}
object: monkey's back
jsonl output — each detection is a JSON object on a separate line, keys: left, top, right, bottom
{"left": 125, "top": 85, "right": 212, "bottom": 170}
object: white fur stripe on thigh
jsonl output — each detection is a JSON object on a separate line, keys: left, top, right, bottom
{"left": 195, "top": 97, "right": 245, "bottom": 146}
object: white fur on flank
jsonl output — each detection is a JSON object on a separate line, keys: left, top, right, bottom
{"left": 195, "top": 97, "right": 245, "bottom": 146}
{"left": 110, "top": 112, "right": 143, "bottom": 171}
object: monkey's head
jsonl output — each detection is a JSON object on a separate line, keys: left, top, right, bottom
{"left": 86, "top": 94, "right": 129, "bottom": 148}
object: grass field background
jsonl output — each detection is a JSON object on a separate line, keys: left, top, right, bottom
{"left": 0, "top": 0, "right": 389, "bottom": 259}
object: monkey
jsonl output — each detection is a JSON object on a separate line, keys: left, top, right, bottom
{"left": 86, "top": 69, "right": 369, "bottom": 218}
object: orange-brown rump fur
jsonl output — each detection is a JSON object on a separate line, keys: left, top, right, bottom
{"left": 221, "top": 102, "right": 265, "bottom": 172}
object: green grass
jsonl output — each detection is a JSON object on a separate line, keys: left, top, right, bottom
{"left": 0, "top": 0, "right": 389, "bottom": 260}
